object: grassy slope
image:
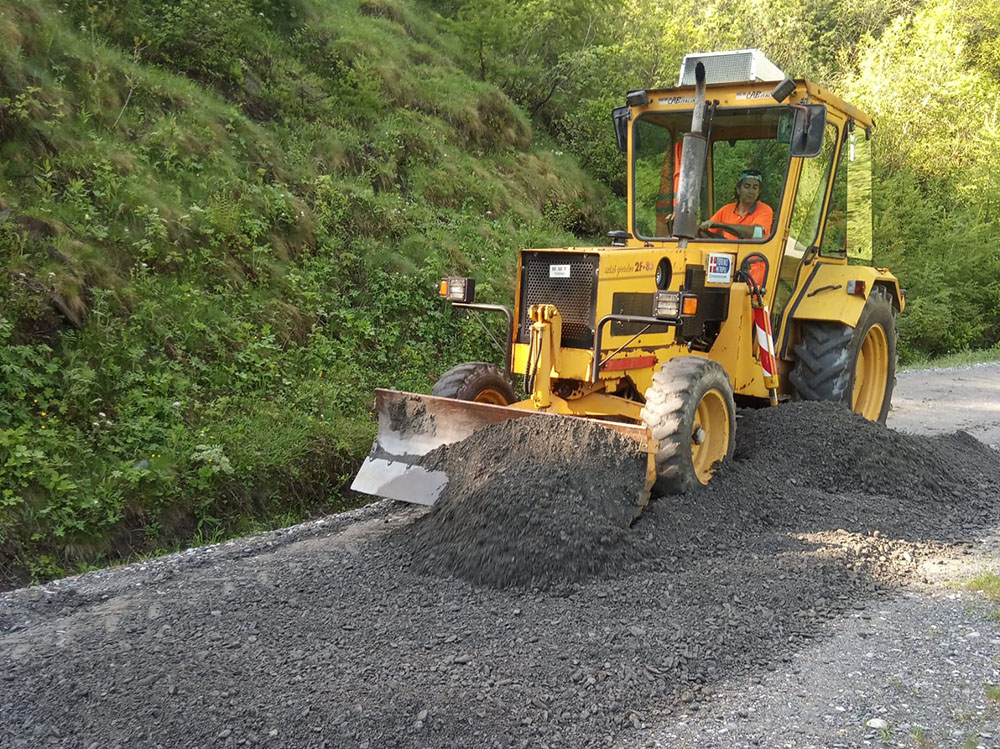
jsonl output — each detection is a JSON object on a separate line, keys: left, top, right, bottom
{"left": 0, "top": 0, "right": 619, "bottom": 584}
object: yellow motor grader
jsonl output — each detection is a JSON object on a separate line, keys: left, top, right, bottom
{"left": 352, "top": 50, "right": 902, "bottom": 511}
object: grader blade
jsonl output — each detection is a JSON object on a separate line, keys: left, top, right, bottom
{"left": 351, "top": 390, "right": 536, "bottom": 506}
{"left": 351, "top": 389, "right": 655, "bottom": 511}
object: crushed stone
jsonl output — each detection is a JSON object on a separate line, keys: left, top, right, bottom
{"left": 2, "top": 399, "right": 999, "bottom": 749}
{"left": 395, "top": 402, "right": 1000, "bottom": 592}
{"left": 394, "top": 415, "right": 647, "bottom": 590}
{"left": 647, "top": 402, "right": 1000, "bottom": 552}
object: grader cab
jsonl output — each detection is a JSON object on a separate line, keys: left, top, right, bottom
{"left": 352, "top": 50, "right": 903, "bottom": 511}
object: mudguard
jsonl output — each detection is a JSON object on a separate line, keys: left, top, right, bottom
{"left": 779, "top": 263, "right": 902, "bottom": 357}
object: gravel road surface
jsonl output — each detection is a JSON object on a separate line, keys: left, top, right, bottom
{"left": 891, "top": 362, "right": 1000, "bottom": 449}
{"left": 2, "top": 363, "right": 999, "bottom": 749}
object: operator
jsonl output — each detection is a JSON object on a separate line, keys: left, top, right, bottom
{"left": 699, "top": 170, "right": 773, "bottom": 240}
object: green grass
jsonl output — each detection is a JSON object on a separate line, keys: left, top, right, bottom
{"left": 900, "top": 346, "right": 1000, "bottom": 372}
{"left": 909, "top": 726, "right": 933, "bottom": 749}
{"left": 966, "top": 573, "right": 1000, "bottom": 628}
{"left": 966, "top": 572, "right": 1000, "bottom": 600}
{"left": 0, "top": 0, "right": 620, "bottom": 585}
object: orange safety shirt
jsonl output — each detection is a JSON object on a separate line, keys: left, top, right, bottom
{"left": 709, "top": 201, "right": 773, "bottom": 240}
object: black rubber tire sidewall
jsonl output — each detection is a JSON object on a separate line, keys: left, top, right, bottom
{"left": 789, "top": 287, "right": 897, "bottom": 424}
{"left": 431, "top": 362, "right": 516, "bottom": 405}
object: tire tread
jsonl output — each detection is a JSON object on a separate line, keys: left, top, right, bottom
{"left": 640, "top": 357, "right": 736, "bottom": 496}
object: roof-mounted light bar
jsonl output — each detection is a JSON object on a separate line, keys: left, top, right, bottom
{"left": 677, "top": 49, "right": 784, "bottom": 87}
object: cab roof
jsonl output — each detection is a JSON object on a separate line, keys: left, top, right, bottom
{"left": 640, "top": 79, "right": 874, "bottom": 130}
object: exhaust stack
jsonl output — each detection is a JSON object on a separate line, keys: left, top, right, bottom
{"left": 672, "top": 63, "right": 708, "bottom": 242}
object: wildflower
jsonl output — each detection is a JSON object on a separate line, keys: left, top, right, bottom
{"left": 40, "top": 425, "right": 46, "bottom": 430}
{"left": 98, "top": 411, "right": 106, "bottom": 419}
{"left": 40, "top": 412, "right": 46, "bottom": 416}
{"left": 172, "top": 401, "right": 181, "bottom": 407}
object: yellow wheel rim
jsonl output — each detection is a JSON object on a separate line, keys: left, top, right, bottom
{"left": 691, "top": 388, "right": 730, "bottom": 484}
{"left": 852, "top": 324, "right": 889, "bottom": 420}
{"left": 473, "top": 388, "right": 508, "bottom": 405}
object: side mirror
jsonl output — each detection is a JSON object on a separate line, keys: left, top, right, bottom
{"left": 612, "top": 106, "right": 630, "bottom": 155}
{"left": 607, "top": 230, "right": 631, "bottom": 247}
{"left": 789, "top": 104, "right": 827, "bottom": 157}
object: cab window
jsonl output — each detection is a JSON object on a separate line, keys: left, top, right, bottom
{"left": 632, "top": 107, "right": 793, "bottom": 241}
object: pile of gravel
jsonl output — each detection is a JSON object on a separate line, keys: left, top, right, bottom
{"left": 730, "top": 401, "right": 999, "bottom": 500}
{"left": 396, "top": 401, "right": 1000, "bottom": 591}
{"left": 682, "top": 401, "right": 1000, "bottom": 540}
{"left": 619, "top": 401, "right": 1000, "bottom": 590}
{"left": 394, "top": 415, "right": 647, "bottom": 590}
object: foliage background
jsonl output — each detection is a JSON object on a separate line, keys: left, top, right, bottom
{"left": 1, "top": 0, "right": 998, "bottom": 583}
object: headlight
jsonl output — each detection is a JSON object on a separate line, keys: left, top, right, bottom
{"left": 652, "top": 291, "right": 697, "bottom": 319}
{"left": 653, "top": 290, "right": 680, "bottom": 318}
{"left": 439, "top": 277, "right": 476, "bottom": 303}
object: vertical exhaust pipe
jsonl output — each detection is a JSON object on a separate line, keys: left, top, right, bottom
{"left": 672, "top": 63, "right": 708, "bottom": 243}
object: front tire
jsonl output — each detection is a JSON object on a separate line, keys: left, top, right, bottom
{"left": 640, "top": 357, "right": 736, "bottom": 496}
{"left": 431, "top": 362, "right": 515, "bottom": 405}
{"left": 788, "top": 286, "right": 897, "bottom": 423}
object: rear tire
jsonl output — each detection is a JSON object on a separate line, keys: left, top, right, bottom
{"left": 432, "top": 362, "right": 515, "bottom": 405}
{"left": 788, "top": 286, "right": 897, "bottom": 423}
{"left": 640, "top": 357, "right": 736, "bottom": 496}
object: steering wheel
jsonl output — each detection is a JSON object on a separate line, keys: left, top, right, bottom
{"left": 696, "top": 226, "right": 725, "bottom": 239}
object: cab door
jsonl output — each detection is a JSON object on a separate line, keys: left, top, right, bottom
{"left": 771, "top": 112, "right": 847, "bottom": 351}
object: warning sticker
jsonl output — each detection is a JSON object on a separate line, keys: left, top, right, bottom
{"left": 706, "top": 253, "right": 734, "bottom": 284}
{"left": 549, "top": 264, "right": 571, "bottom": 279}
